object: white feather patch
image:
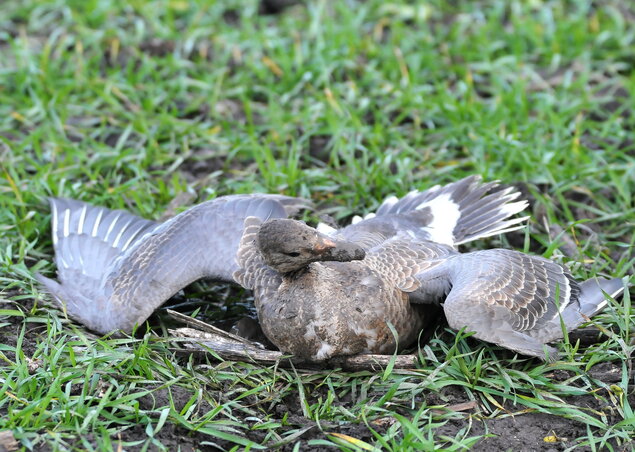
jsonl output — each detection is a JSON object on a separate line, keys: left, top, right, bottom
{"left": 379, "top": 195, "right": 399, "bottom": 210}
{"left": 112, "top": 219, "right": 132, "bottom": 248}
{"left": 415, "top": 192, "right": 461, "bottom": 246}
{"left": 316, "top": 222, "right": 337, "bottom": 236}
{"left": 51, "top": 201, "right": 59, "bottom": 246}
{"left": 103, "top": 213, "right": 121, "bottom": 241}
{"left": 346, "top": 211, "right": 376, "bottom": 226}
{"left": 91, "top": 210, "right": 103, "bottom": 237}
{"left": 500, "top": 199, "right": 529, "bottom": 216}
{"left": 121, "top": 223, "right": 145, "bottom": 251}
{"left": 77, "top": 205, "right": 87, "bottom": 235}
{"left": 63, "top": 209, "right": 70, "bottom": 238}
{"left": 314, "top": 342, "right": 335, "bottom": 360}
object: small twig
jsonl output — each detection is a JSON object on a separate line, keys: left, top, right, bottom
{"left": 168, "top": 327, "right": 418, "bottom": 371}
{"left": 166, "top": 309, "right": 259, "bottom": 348}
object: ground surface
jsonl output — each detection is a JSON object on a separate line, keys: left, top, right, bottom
{"left": 1, "top": 0, "right": 634, "bottom": 451}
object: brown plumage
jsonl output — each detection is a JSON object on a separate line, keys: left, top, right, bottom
{"left": 235, "top": 176, "right": 627, "bottom": 361}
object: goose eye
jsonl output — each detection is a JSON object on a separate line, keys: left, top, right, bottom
{"left": 285, "top": 252, "right": 301, "bottom": 257}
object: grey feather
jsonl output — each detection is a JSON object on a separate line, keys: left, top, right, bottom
{"left": 432, "top": 249, "right": 627, "bottom": 359}
{"left": 335, "top": 175, "right": 528, "bottom": 248}
{"left": 37, "top": 194, "right": 311, "bottom": 334}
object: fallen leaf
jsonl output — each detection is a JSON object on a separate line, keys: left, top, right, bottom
{"left": 446, "top": 400, "right": 478, "bottom": 412}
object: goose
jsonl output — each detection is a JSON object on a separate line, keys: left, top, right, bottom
{"left": 234, "top": 176, "right": 627, "bottom": 361}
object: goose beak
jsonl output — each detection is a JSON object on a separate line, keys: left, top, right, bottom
{"left": 312, "top": 237, "right": 337, "bottom": 253}
{"left": 313, "top": 235, "right": 365, "bottom": 262}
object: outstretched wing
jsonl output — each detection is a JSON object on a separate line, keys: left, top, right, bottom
{"left": 109, "top": 194, "right": 309, "bottom": 284}
{"left": 410, "top": 248, "right": 628, "bottom": 361}
{"left": 330, "top": 176, "right": 528, "bottom": 249}
{"left": 44, "top": 197, "right": 158, "bottom": 284}
{"left": 36, "top": 198, "right": 159, "bottom": 330}
{"left": 37, "top": 194, "right": 309, "bottom": 334}
{"left": 438, "top": 249, "right": 581, "bottom": 360}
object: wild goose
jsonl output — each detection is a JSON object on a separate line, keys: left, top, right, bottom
{"left": 234, "top": 176, "right": 626, "bottom": 361}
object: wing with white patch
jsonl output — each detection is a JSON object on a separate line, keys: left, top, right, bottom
{"left": 335, "top": 176, "right": 528, "bottom": 248}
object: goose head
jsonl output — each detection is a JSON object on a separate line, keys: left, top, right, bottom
{"left": 257, "top": 219, "right": 365, "bottom": 273}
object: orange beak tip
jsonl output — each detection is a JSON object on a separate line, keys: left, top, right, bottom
{"left": 313, "top": 238, "right": 336, "bottom": 253}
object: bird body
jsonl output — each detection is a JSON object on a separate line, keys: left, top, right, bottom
{"left": 235, "top": 176, "right": 627, "bottom": 361}
{"left": 255, "top": 259, "right": 423, "bottom": 360}
{"left": 37, "top": 177, "right": 627, "bottom": 363}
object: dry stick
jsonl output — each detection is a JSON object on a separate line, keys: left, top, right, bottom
{"left": 166, "top": 309, "right": 259, "bottom": 347}
{"left": 166, "top": 311, "right": 419, "bottom": 371}
{"left": 169, "top": 329, "right": 418, "bottom": 371}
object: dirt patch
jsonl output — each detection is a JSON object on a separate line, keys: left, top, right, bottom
{"left": 109, "top": 413, "right": 385, "bottom": 452}
{"left": 92, "top": 424, "right": 223, "bottom": 452}
{"left": 176, "top": 152, "right": 227, "bottom": 186}
{"left": 440, "top": 412, "right": 589, "bottom": 452}
{"left": 259, "top": 0, "right": 303, "bottom": 15}
{"left": 307, "top": 134, "right": 332, "bottom": 164}
{"left": 136, "top": 385, "right": 214, "bottom": 414}
{"left": 427, "top": 377, "right": 633, "bottom": 452}
{"left": 0, "top": 296, "right": 39, "bottom": 361}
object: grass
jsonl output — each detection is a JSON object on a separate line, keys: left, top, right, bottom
{"left": 1, "top": 0, "right": 634, "bottom": 450}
